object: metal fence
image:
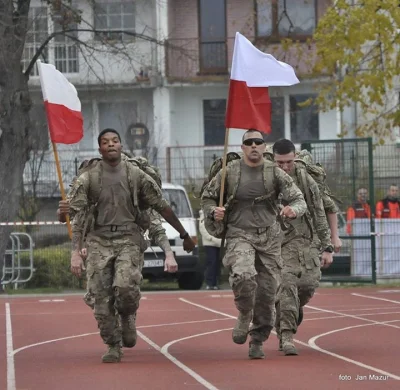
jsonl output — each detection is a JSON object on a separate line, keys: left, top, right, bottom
{"left": 3, "top": 138, "right": 400, "bottom": 290}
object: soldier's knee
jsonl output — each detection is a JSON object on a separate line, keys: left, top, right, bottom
{"left": 231, "top": 273, "right": 257, "bottom": 294}
{"left": 114, "top": 286, "right": 141, "bottom": 315}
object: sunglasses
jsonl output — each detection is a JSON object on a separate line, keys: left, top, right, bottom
{"left": 242, "top": 138, "right": 265, "bottom": 146}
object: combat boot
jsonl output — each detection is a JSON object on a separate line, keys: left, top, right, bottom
{"left": 248, "top": 341, "right": 265, "bottom": 359}
{"left": 232, "top": 311, "right": 252, "bottom": 344}
{"left": 102, "top": 345, "right": 122, "bottom": 363}
{"left": 121, "top": 313, "right": 137, "bottom": 348}
{"left": 281, "top": 330, "right": 298, "bottom": 356}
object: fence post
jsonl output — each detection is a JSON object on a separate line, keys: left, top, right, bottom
{"left": 367, "top": 138, "right": 377, "bottom": 284}
{"left": 166, "top": 147, "right": 171, "bottom": 183}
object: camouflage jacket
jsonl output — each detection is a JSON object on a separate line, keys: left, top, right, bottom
{"left": 201, "top": 159, "right": 307, "bottom": 238}
{"left": 68, "top": 159, "right": 168, "bottom": 236}
{"left": 283, "top": 163, "right": 332, "bottom": 248}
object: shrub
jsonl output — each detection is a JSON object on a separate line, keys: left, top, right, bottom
{"left": 23, "top": 245, "right": 83, "bottom": 290}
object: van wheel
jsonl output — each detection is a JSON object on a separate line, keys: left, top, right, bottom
{"left": 178, "top": 272, "right": 204, "bottom": 290}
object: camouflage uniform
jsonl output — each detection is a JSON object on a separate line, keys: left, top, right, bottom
{"left": 275, "top": 164, "right": 332, "bottom": 355}
{"left": 201, "top": 159, "right": 306, "bottom": 358}
{"left": 82, "top": 209, "right": 170, "bottom": 310}
{"left": 68, "top": 159, "right": 168, "bottom": 355}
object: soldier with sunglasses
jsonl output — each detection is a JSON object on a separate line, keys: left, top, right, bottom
{"left": 201, "top": 129, "right": 307, "bottom": 360}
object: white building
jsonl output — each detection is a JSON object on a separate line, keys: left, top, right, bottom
{"left": 26, "top": 0, "right": 342, "bottom": 191}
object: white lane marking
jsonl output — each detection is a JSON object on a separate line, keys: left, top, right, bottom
{"left": 308, "top": 320, "right": 400, "bottom": 380}
{"left": 6, "top": 303, "right": 16, "bottom": 390}
{"left": 180, "top": 298, "right": 400, "bottom": 380}
{"left": 38, "top": 299, "right": 65, "bottom": 303}
{"left": 307, "top": 304, "right": 400, "bottom": 330}
{"left": 12, "top": 317, "right": 231, "bottom": 355}
{"left": 351, "top": 293, "right": 400, "bottom": 305}
{"left": 139, "top": 329, "right": 227, "bottom": 390}
{"left": 378, "top": 290, "right": 400, "bottom": 293}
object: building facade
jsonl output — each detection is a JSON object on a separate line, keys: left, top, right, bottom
{"left": 26, "top": 0, "right": 341, "bottom": 190}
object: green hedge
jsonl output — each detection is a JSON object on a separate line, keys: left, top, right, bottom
{"left": 23, "top": 245, "right": 83, "bottom": 290}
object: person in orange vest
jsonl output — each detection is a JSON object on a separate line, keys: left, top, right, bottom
{"left": 346, "top": 187, "right": 371, "bottom": 234}
{"left": 376, "top": 184, "right": 400, "bottom": 219}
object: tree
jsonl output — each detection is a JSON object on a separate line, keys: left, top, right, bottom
{"left": 0, "top": 0, "right": 164, "bottom": 281}
{"left": 312, "top": 0, "right": 400, "bottom": 142}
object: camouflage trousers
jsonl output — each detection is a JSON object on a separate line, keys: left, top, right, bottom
{"left": 85, "top": 231, "right": 145, "bottom": 346}
{"left": 223, "top": 223, "right": 282, "bottom": 343}
{"left": 275, "top": 236, "right": 321, "bottom": 335}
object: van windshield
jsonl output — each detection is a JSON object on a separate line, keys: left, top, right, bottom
{"left": 162, "top": 189, "right": 192, "bottom": 218}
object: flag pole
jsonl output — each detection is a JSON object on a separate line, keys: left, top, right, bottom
{"left": 37, "top": 59, "right": 72, "bottom": 240}
{"left": 218, "top": 127, "right": 230, "bottom": 207}
{"left": 51, "top": 142, "right": 72, "bottom": 240}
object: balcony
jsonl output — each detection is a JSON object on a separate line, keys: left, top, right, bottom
{"left": 165, "top": 37, "right": 319, "bottom": 83}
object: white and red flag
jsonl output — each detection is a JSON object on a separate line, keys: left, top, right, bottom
{"left": 37, "top": 61, "right": 83, "bottom": 144}
{"left": 225, "top": 32, "right": 300, "bottom": 134}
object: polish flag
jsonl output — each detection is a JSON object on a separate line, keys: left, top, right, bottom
{"left": 37, "top": 61, "right": 84, "bottom": 144}
{"left": 225, "top": 32, "right": 300, "bottom": 134}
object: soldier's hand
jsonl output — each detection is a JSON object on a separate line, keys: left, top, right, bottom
{"left": 71, "top": 251, "right": 86, "bottom": 278}
{"left": 183, "top": 236, "right": 196, "bottom": 252}
{"left": 79, "top": 248, "right": 88, "bottom": 260}
{"left": 59, "top": 200, "right": 70, "bottom": 215}
{"left": 332, "top": 237, "right": 342, "bottom": 253}
{"left": 280, "top": 206, "right": 296, "bottom": 219}
{"left": 164, "top": 252, "right": 178, "bottom": 273}
{"left": 213, "top": 207, "right": 225, "bottom": 222}
{"left": 320, "top": 252, "right": 333, "bottom": 269}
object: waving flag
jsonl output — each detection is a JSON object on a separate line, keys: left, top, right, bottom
{"left": 37, "top": 61, "right": 83, "bottom": 144}
{"left": 225, "top": 32, "right": 300, "bottom": 134}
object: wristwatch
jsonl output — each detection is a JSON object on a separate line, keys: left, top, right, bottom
{"left": 180, "top": 231, "right": 189, "bottom": 239}
{"left": 324, "top": 245, "right": 334, "bottom": 253}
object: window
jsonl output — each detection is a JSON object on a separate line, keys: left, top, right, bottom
{"left": 53, "top": 13, "right": 79, "bottom": 74}
{"left": 203, "top": 99, "right": 226, "bottom": 146}
{"left": 23, "top": 7, "right": 48, "bottom": 76}
{"left": 94, "top": 1, "right": 135, "bottom": 41}
{"left": 199, "top": 0, "right": 227, "bottom": 73}
{"left": 290, "top": 94, "right": 319, "bottom": 143}
{"left": 256, "top": 0, "right": 316, "bottom": 39}
{"left": 266, "top": 97, "right": 285, "bottom": 142}
{"left": 162, "top": 189, "right": 192, "bottom": 218}
{"left": 22, "top": 6, "right": 79, "bottom": 75}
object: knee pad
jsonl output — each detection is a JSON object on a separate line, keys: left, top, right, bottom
{"left": 114, "top": 286, "right": 141, "bottom": 315}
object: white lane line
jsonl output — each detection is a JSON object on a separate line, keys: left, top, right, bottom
{"left": 179, "top": 298, "right": 400, "bottom": 380}
{"left": 308, "top": 320, "right": 400, "bottom": 380}
{"left": 139, "top": 329, "right": 228, "bottom": 390}
{"left": 12, "top": 317, "right": 231, "bottom": 355}
{"left": 6, "top": 303, "right": 16, "bottom": 390}
{"left": 307, "top": 304, "right": 400, "bottom": 330}
{"left": 351, "top": 293, "right": 400, "bottom": 305}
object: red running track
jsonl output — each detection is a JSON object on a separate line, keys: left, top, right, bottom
{"left": 1, "top": 287, "right": 400, "bottom": 390}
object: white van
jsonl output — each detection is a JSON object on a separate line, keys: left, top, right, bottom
{"left": 141, "top": 183, "right": 204, "bottom": 290}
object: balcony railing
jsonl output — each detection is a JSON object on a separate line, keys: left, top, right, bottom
{"left": 165, "top": 37, "right": 318, "bottom": 81}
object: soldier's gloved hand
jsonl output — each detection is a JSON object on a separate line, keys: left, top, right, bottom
{"left": 71, "top": 251, "right": 86, "bottom": 278}
{"left": 164, "top": 252, "right": 178, "bottom": 273}
{"left": 213, "top": 207, "right": 225, "bottom": 221}
{"left": 280, "top": 206, "right": 296, "bottom": 219}
{"left": 332, "top": 236, "right": 342, "bottom": 253}
{"left": 320, "top": 252, "right": 333, "bottom": 269}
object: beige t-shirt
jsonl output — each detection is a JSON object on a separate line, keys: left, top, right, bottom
{"left": 227, "top": 160, "right": 276, "bottom": 229}
{"left": 94, "top": 162, "right": 136, "bottom": 226}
